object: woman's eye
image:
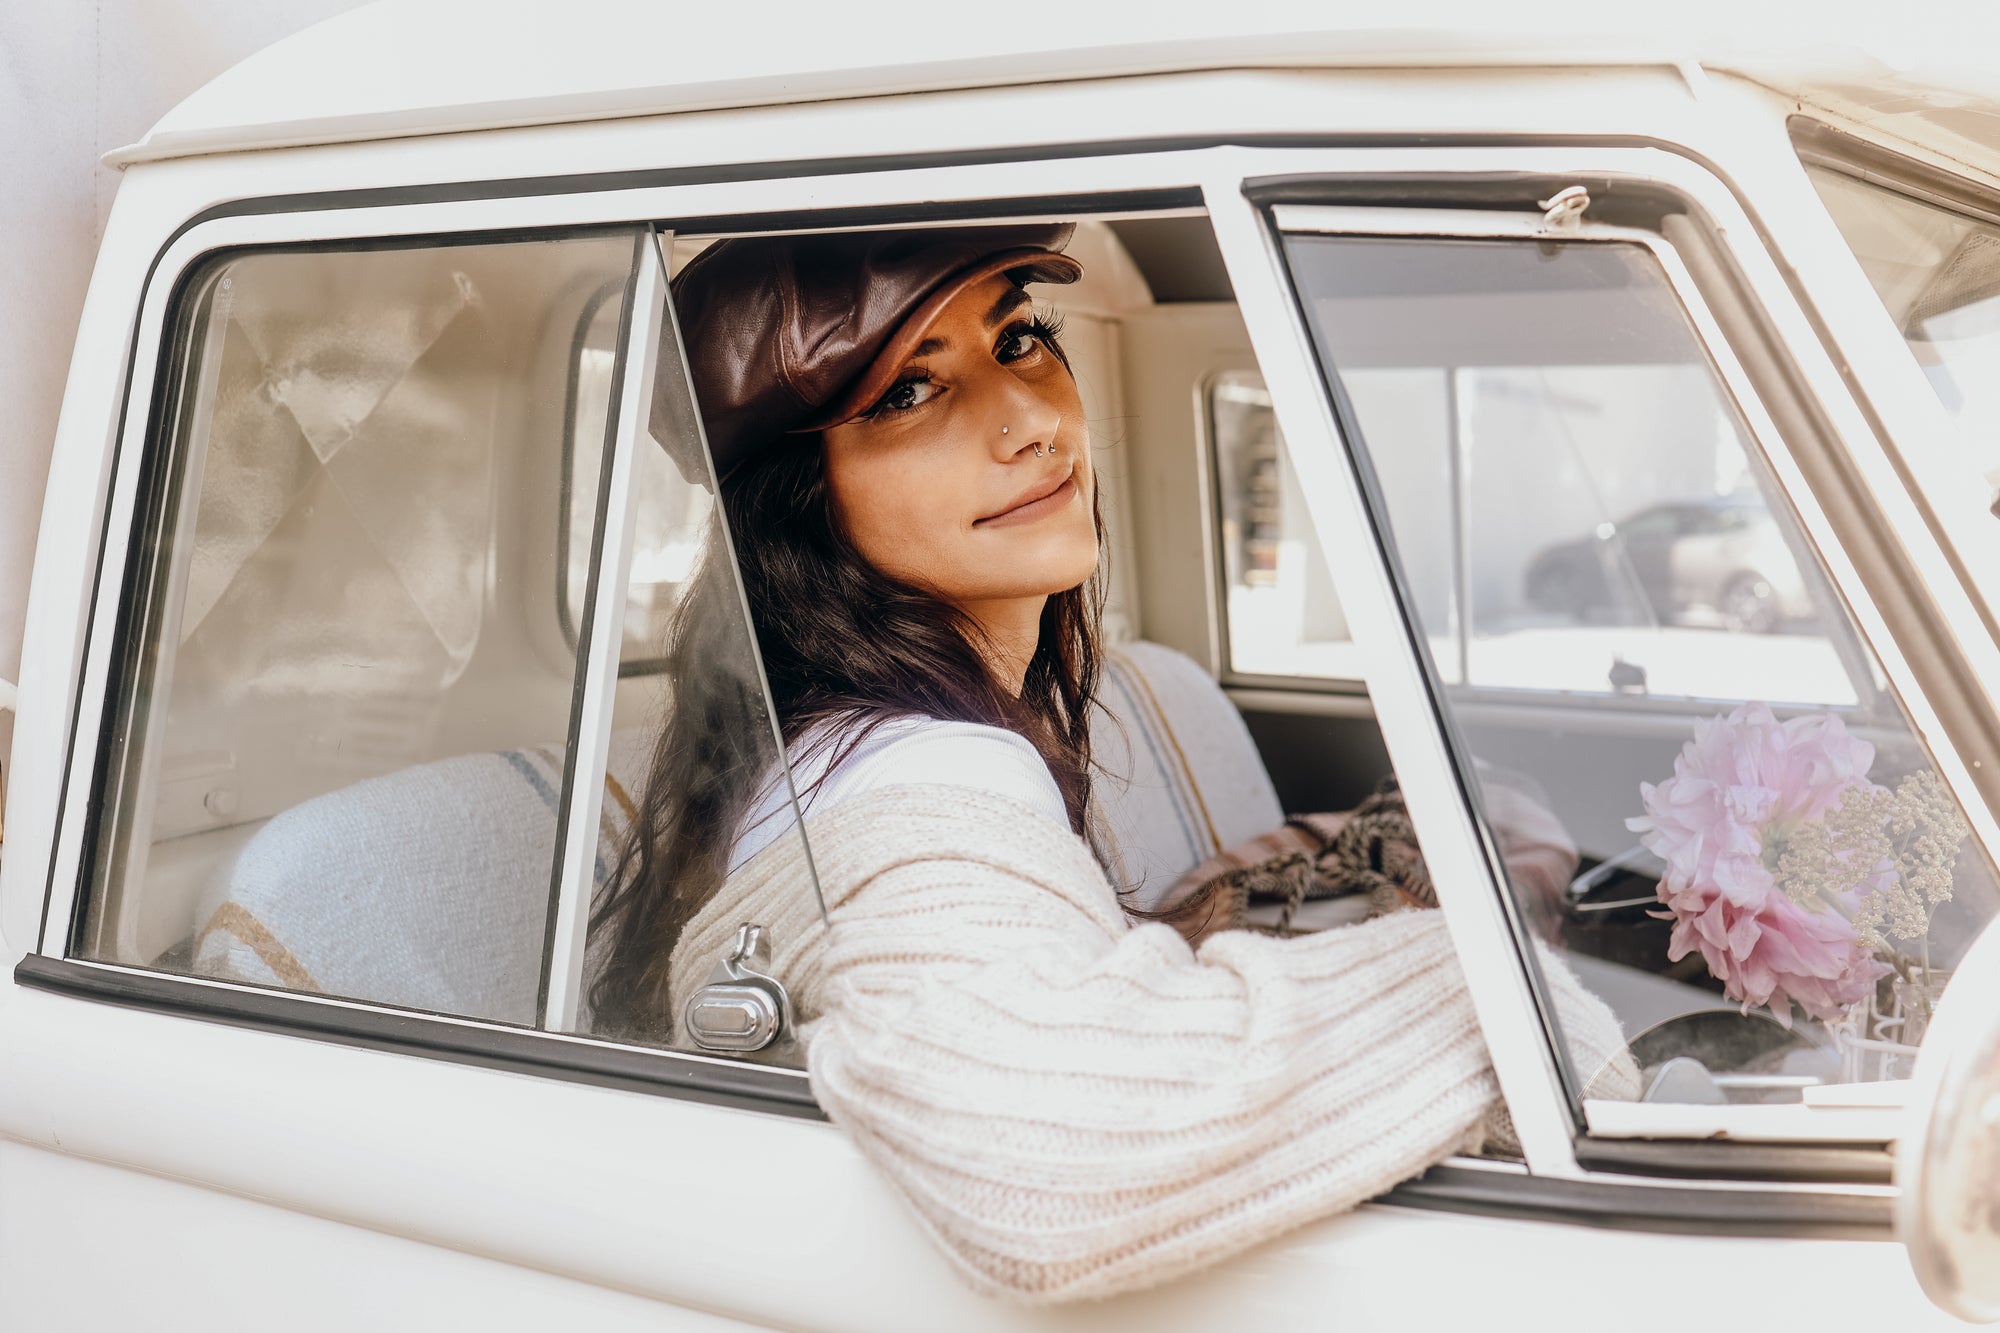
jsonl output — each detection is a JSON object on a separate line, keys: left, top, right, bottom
{"left": 997, "top": 327, "right": 1042, "bottom": 362}
{"left": 869, "top": 375, "right": 939, "bottom": 417}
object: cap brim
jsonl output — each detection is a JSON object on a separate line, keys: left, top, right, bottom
{"left": 797, "top": 248, "right": 1083, "bottom": 432}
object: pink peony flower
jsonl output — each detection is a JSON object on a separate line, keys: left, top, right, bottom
{"left": 1628, "top": 702, "right": 1891, "bottom": 1025}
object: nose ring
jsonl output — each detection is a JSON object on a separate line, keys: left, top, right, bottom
{"left": 1034, "top": 444, "right": 1044, "bottom": 457}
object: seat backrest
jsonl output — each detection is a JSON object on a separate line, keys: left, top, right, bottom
{"left": 194, "top": 643, "right": 1281, "bottom": 1017}
{"left": 1091, "top": 642, "right": 1283, "bottom": 912}
{"left": 191, "top": 730, "right": 650, "bottom": 1024}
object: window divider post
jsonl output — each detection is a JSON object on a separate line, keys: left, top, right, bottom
{"left": 542, "top": 236, "right": 665, "bottom": 1032}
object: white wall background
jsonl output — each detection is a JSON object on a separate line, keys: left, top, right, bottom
{"left": 0, "top": 0, "right": 369, "bottom": 772}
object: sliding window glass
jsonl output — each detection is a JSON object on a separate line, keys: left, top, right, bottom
{"left": 1277, "top": 224, "right": 1998, "bottom": 1106}
{"left": 77, "top": 232, "right": 644, "bottom": 1028}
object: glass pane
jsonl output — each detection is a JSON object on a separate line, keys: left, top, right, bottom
{"left": 78, "top": 233, "right": 642, "bottom": 1029}
{"left": 563, "top": 282, "right": 712, "bottom": 670}
{"left": 1208, "top": 370, "right": 1358, "bottom": 679}
{"left": 1280, "top": 231, "right": 2000, "bottom": 1105}
{"left": 567, "top": 240, "right": 818, "bottom": 1066}
{"left": 1807, "top": 166, "right": 2000, "bottom": 490}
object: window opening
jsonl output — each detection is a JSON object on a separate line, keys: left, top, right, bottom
{"left": 1278, "top": 226, "right": 2000, "bottom": 1111}
{"left": 75, "top": 232, "right": 646, "bottom": 1029}
{"left": 566, "top": 211, "right": 1353, "bottom": 1067}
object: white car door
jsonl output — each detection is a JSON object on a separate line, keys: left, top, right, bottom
{"left": 0, "top": 137, "right": 1982, "bottom": 1330}
{"left": 1217, "top": 140, "right": 2000, "bottom": 1316}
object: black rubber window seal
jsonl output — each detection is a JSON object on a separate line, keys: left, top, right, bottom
{"left": 13, "top": 953, "right": 826, "bottom": 1121}
{"left": 1385, "top": 1162, "right": 1892, "bottom": 1240}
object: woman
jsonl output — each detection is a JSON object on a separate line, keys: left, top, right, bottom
{"left": 591, "top": 224, "right": 1636, "bottom": 1302}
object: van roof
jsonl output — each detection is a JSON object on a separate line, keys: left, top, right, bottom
{"left": 111, "top": 0, "right": 2000, "bottom": 166}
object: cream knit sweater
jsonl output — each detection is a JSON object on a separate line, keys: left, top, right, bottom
{"left": 669, "top": 783, "right": 1638, "bottom": 1303}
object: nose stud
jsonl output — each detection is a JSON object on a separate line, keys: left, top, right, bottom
{"left": 1001, "top": 425, "right": 1009, "bottom": 435}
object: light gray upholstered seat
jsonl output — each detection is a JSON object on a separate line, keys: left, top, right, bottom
{"left": 191, "top": 731, "right": 650, "bottom": 1024}
{"left": 1090, "top": 641, "right": 1284, "bottom": 913}
{"left": 193, "top": 642, "right": 1282, "bottom": 1017}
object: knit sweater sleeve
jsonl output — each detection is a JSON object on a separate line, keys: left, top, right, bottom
{"left": 803, "top": 785, "right": 1628, "bottom": 1303}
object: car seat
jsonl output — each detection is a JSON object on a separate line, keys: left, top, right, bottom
{"left": 1090, "top": 641, "right": 1284, "bottom": 912}
{"left": 191, "top": 642, "right": 1285, "bottom": 1019}
{"left": 190, "top": 730, "right": 652, "bottom": 1025}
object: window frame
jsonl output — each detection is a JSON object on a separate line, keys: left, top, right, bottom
{"left": 1223, "top": 151, "right": 2000, "bottom": 1168}
{"left": 17, "top": 142, "right": 1992, "bottom": 1210}
{"left": 21, "top": 203, "right": 823, "bottom": 1110}
{"left": 1793, "top": 119, "right": 2000, "bottom": 251}
{"left": 53, "top": 223, "right": 663, "bottom": 998}
{"left": 1201, "top": 365, "right": 1371, "bottom": 695}
{"left": 553, "top": 276, "right": 634, "bottom": 665}
{"left": 21, "top": 167, "right": 1220, "bottom": 1127}
{"left": 1267, "top": 204, "right": 1922, "bottom": 1141}
{"left": 540, "top": 231, "right": 665, "bottom": 1029}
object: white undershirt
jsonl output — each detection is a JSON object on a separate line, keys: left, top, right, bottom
{"left": 727, "top": 716, "right": 1069, "bottom": 874}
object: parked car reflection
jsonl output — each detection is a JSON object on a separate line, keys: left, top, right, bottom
{"left": 1523, "top": 494, "right": 1812, "bottom": 633}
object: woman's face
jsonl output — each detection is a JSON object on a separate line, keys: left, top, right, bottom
{"left": 821, "top": 275, "right": 1098, "bottom": 623}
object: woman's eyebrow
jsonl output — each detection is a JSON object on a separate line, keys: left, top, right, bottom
{"left": 909, "top": 288, "right": 1035, "bottom": 359}
{"left": 984, "top": 286, "right": 1033, "bottom": 328}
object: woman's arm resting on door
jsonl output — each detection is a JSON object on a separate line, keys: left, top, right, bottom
{"left": 805, "top": 784, "right": 1635, "bottom": 1303}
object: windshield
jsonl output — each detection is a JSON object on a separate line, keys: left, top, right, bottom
{"left": 1808, "top": 166, "right": 2000, "bottom": 493}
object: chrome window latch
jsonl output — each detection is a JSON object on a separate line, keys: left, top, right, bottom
{"left": 1536, "top": 185, "right": 1591, "bottom": 235}
{"left": 683, "top": 923, "right": 793, "bottom": 1054}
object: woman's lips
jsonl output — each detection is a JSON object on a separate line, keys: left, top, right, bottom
{"left": 975, "top": 473, "right": 1078, "bottom": 528}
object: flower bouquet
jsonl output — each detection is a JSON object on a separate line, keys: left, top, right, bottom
{"left": 1628, "top": 703, "right": 1967, "bottom": 1079}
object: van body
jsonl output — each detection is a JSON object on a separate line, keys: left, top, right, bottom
{"left": 8, "top": 8, "right": 2000, "bottom": 1328}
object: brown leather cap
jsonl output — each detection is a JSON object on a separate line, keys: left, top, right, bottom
{"left": 663, "top": 224, "right": 1081, "bottom": 481}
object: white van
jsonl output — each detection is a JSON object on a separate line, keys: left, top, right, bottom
{"left": 7, "top": 7, "right": 2000, "bottom": 1328}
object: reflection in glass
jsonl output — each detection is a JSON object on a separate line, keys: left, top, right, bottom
{"left": 1208, "top": 371, "right": 1356, "bottom": 679}
{"left": 1808, "top": 166, "right": 2000, "bottom": 492}
{"left": 1280, "top": 231, "right": 1998, "bottom": 1104}
{"left": 565, "top": 284, "right": 713, "bottom": 669}
{"left": 1310, "top": 242, "right": 1858, "bottom": 708}
{"left": 80, "top": 234, "right": 643, "bottom": 1028}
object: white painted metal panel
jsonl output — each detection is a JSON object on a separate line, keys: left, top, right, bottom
{"left": 6, "top": 69, "right": 1989, "bottom": 1328}
{"left": 543, "top": 234, "right": 657, "bottom": 1031}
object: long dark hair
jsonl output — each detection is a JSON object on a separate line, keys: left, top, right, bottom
{"left": 588, "top": 419, "right": 1106, "bottom": 1041}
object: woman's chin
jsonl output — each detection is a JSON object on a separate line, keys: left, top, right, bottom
{"left": 1007, "top": 528, "right": 1098, "bottom": 595}
{"left": 939, "top": 538, "right": 1099, "bottom": 603}
{"left": 1009, "top": 551, "right": 1102, "bottom": 600}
